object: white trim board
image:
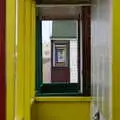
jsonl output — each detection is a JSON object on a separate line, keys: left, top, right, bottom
{"left": 51, "top": 38, "right": 77, "bottom": 41}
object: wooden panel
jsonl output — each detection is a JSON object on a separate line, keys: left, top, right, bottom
{"left": 112, "top": 0, "right": 120, "bottom": 120}
{"left": 31, "top": 1, "right": 36, "bottom": 98}
{"left": 31, "top": 99, "right": 91, "bottom": 120}
{"left": 51, "top": 67, "right": 70, "bottom": 82}
{"left": 39, "top": 6, "right": 81, "bottom": 20}
{"left": 38, "top": 5, "right": 92, "bottom": 20}
{"left": 6, "top": 0, "right": 16, "bottom": 119}
{"left": 82, "top": 6, "right": 91, "bottom": 96}
{"left": 0, "top": 0, "right": 6, "bottom": 119}
{"left": 51, "top": 40, "right": 70, "bottom": 83}
{"left": 24, "top": 0, "right": 32, "bottom": 119}
{"left": 15, "top": 0, "right": 25, "bottom": 118}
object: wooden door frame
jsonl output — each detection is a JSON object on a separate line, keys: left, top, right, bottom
{"left": 82, "top": 6, "right": 91, "bottom": 96}
{"left": 51, "top": 40, "right": 70, "bottom": 83}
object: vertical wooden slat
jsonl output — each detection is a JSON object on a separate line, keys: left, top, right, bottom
{"left": 36, "top": 17, "right": 42, "bottom": 94}
{"left": 6, "top": 0, "right": 16, "bottom": 119}
{"left": 24, "top": 0, "right": 32, "bottom": 119}
{"left": 112, "top": 0, "right": 120, "bottom": 120}
{"left": 15, "top": 0, "right": 25, "bottom": 119}
{"left": 82, "top": 6, "right": 91, "bottom": 96}
{"left": 31, "top": 0, "right": 36, "bottom": 99}
{"left": 0, "top": 0, "right": 6, "bottom": 119}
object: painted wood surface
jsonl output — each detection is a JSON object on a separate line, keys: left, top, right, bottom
{"left": 0, "top": 0, "right": 6, "bottom": 119}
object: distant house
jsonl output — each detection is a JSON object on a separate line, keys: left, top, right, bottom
{"left": 51, "top": 20, "right": 78, "bottom": 83}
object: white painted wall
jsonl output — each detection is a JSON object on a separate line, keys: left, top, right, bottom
{"left": 70, "top": 40, "right": 78, "bottom": 83}
{"left": 91, "top": 0, "right": 112, "bottom": 119}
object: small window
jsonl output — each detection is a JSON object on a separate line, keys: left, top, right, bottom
{"left": 53, "top": 41, "right": 69, "bottom": 67}
{"left": 35, "top": 7, "right": 91, "bottom": 96}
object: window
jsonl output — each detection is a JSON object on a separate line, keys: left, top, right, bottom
{"left": 35, "top": 7, "right": 91, "bottom": 96}
{"left": 53, "top": 41, "right": 69, "bottom": 67}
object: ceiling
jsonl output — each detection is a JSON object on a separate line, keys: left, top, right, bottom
{"left": 38, "top": 6, "right": 82, "bottom": 20}
{"left": 37, "top": 0, "right": 92, "bottom": 20}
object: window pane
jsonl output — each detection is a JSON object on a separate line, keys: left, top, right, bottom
{"left": 42, "top": 21, "right": 52, "bottom": 83}
{"left": 42, "top": 20, "right": 79, "bottom": 83}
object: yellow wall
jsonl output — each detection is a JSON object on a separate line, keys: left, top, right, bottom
{"left": 6, "top": 0, "right": 36, "bottom": 120}
{"left": 15, "top": 0, "right": 25, "bottom": 119}
{"left": 112, "top": 0, "right": 120, "bottom": 120}
{"left": 31, "top": 97, "right": 91, "bottom": 120}
{"left": 6, "top": 0, "right": 120, "bottom": 119}
{"left": 6, "top": 0, "right": 16, "bottom": 119}
{"left": 31, "top": 0, "right": 36, "bottom": 100}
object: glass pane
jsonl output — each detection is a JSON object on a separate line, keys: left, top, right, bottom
{"left": 42, "top": 20, "right": 79, "bottom": 83}
{"left": 42, "top": 21, "right": 52, "bottom": 83}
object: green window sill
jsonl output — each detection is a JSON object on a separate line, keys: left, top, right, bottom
{"left": 34, "top": 96, "right": 92, "bottom": 102}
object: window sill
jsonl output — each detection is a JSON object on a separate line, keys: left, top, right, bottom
{"left": 34, "top": 96, "right": 92, "bottom": 102}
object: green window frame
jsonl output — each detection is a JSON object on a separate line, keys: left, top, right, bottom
{"left": 35, "top": 7, "right": 91, "bottom": 96}
{"left": 35, "top": 17, "right": 82, "bottom": 96}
